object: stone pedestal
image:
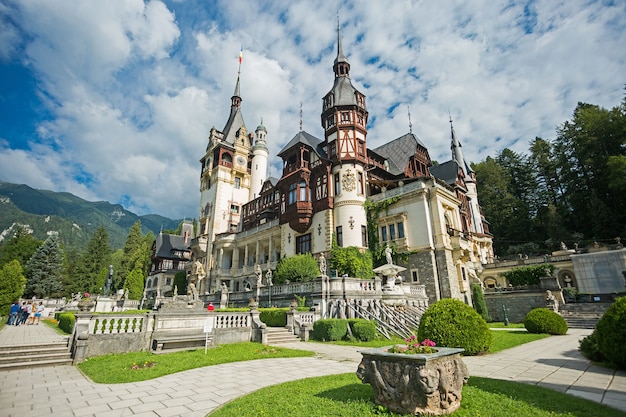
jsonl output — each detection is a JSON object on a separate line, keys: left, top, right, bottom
{"left": 357, "top": 347, "right": 468, "bottom": 416}
{"left": 95, "top": 297, "right": 115, "bottom": 313}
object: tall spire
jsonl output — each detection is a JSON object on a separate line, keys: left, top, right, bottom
{"left": 408, "top": 105, "right": 413, "bottom": 134}
{"left": 449, "top": 114, "right": 474, "bottom": 175}
{"left": 231, "top": 47, "right": 242, "bottom": 108}
{"left": 333, "top": 14, "right": 350, "bottom": 78}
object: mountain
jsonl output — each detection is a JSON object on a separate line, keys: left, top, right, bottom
{"left": 0, "top": 181, "right": 186, "bottom": 250}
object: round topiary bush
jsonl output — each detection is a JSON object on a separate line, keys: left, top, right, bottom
{"left": 594, "top": 296, "right": 626, "bottom": 369}
{"left": 417, "top": 298, "right": 492, "bottom": 355}
{"left": 523, "top": 308, "right": 568, "bottom": 335}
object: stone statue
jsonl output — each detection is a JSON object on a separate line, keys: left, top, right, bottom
{"left": 173, "top": 285, "right": 178, "bottom": 301}
{"left": 560, "top": 241, "right": 568, "bottom": 250}
{"left": 255, "top": 264, "right": 263, "bottom": 287}
{"left": 188, "top": 283, "right": 198, "bottom": 301}
{"left": 104, "top": 265, "right": 113, "bottom": 296}
{"left": 266, "top": 269, "right": 273, "bottom": 286}
{"left": 124, "top": 288, "right": 129, "bottom": 300}
{"left": 385, "top": 245, "right": 393, "bottom": 265}
{"left": 318, "top": 253, "right": 326, "bottom": 276}
{"left": 220, "top": 282, "right": 229, "bottom": 308}
{"left": 192, "top": 260, "right": 206, "bottom": 278}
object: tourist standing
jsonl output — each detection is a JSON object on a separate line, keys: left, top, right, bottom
{"left": 207, "top": 302, "right": 215, "bottom": 311}
{"left": 18, "top": 302, "right": 29, "bottom": 326}
{"left": 34, "top": 302, "right": 45, "bottom": 325}
{"left": 25, "top": 302, "right": 34, "bottom": 325}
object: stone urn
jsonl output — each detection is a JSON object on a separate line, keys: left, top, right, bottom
{"left": 77, "top": 299, "right": 95, "bottom": 312}
{"left": 357, "top": 346, "right": 469, "bottom": 416}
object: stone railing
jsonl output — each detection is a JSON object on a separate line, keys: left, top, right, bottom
{"left": 70, "top": 310, "right": 262, "bottom": 363}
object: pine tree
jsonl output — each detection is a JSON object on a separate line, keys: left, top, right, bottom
{"left": 117, "top": 221, "right": 143, "bottom": 288}
{"left": 124, "top": 268, "right": 145, "bottom": 300}
{"left": 25, "top": 234, "right": 64, "bottom": 298}
{"left": 0, "top": 260, "right": 26, "bottom": 315}
{"left": 73, "top": 226, "right": 111, "bottom": 295}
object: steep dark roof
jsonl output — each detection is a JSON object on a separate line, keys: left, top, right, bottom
{"left": 277, "top": 131, "right": 327, "bottom": 158}
{"left": 372, "top": 133, "right": 426, "bottom": 176}
{"left": 154, "top": 233, "right": 191, "bottom": 260}
{"left": 429, "top": 160, "right": 461, "bottom": 186}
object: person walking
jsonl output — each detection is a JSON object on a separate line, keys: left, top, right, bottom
{"left": 8, "top": 301, "right": 20, "bottom": 326}
{"left": 18, "top": 302, "right": 29, "bottom": 326}
{"left": 34, "top": 301, "right": 45, "bottom": 325}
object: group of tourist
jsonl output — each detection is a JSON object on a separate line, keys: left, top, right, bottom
{"left": 7, "top": 300, "right": 45, "bottom": 326}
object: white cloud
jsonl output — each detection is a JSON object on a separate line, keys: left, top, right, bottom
{"left": 0, "top": 0, "right": 624, "bottom": 219}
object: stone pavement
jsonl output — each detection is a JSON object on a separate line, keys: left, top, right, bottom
{"left": 0, "top": 325, "right": 625, "bottom": 417}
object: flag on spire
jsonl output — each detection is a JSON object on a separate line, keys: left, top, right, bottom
{"left": 239, "top": 46, "right": 243, "bottom": 64}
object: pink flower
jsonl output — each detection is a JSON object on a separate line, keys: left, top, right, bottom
{"left": 84, "top": 292, "right": 90, "bottom": 298}
{"left": 421, "top": 339, "right": 436, "bottom": 347}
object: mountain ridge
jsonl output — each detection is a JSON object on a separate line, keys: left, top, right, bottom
{"left": 0, "top": 181, "right": 187, "bottom": 250}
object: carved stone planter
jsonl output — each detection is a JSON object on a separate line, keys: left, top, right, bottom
{"left": 357, "top": 346, "right": 469, "bottom": 416}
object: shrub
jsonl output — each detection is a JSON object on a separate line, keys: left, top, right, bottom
{"left": 417, "top": 298, "right": 492, "bottom": 355}
{"left": 57, "top": 313, "right": 76, "bottom": 334}
{"left": 471, "top": 283, "right": 491, "bottom": 322}
{"left": 523, "top": 308, "right": 568, "bottom": 335}
{"left": 579, "top": 331, "right": 605, "bottom": 362}
{"left": 259, "top": 308, "right": 287, "bottom": 327}
{"left": 348, "top": 319, "right": 377, "bottom": 341}
{"left": 312, "top": 319, "right": 348, "bottom": 341}
{"left": 594, "top": 296, "right": 626, "bottom": 369}
{"left": 273, "top": 254, "right": 319, "bottom": 284}
{"left": 502, "top": 264, "right": 555, "bottom": 286}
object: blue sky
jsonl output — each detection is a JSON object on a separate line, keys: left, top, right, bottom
{"left": 0, "top": 0, "right": 625, "bottom": 219}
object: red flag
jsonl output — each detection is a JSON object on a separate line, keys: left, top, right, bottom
{"left": 239, "top": 47, "right": 243, "bottom": 64}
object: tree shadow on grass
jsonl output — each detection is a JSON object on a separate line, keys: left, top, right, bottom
{"left": 315, "top": 383, "right": 374, "bottom": 403}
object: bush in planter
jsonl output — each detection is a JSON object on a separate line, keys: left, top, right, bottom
{"left": 524, "top": 308, "right": 568, "bottom": 335}
{"left": 594, "top": 296, "right": 626, "bottom": 369}
{"left": 312, "top": 319, "right": 348, "bottom": 341}
{"left": 417, "top": 298, "right": 491, "bottom": 355}
{"left": 348, "top": 319, "right": 377, "bottom": 341}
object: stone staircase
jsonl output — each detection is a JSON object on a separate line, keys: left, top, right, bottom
{"left": 0, "top": 339, "right": 72, "bottom": 371}
{"left": 559, "top": 303, "right": 612, "bottom": 329}
{"left": 266, "top": 327, "right": 301, "bottom": 344}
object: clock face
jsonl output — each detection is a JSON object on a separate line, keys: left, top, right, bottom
{"left": 236, "top": 156, "right": 246, "bottom": 166}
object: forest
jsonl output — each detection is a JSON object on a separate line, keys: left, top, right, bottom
{"left": 0, "top": 95, "right": 624, "bottom": 311}
{"left": 473, "top": 96, "right": 626, "bottom": 257}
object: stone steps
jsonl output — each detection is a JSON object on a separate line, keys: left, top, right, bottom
{"left": 266, "top": 327, "right": 300, "bottom": 344}
{"left": 559, "top": 302, "right": 612, "bottom": 329}
{"left": 0, "top": 341, "right": 72, "bottom": 370}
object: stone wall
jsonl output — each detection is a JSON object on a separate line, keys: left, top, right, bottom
{"left": 484, "top": 290, "right": 547, "bottom": 323}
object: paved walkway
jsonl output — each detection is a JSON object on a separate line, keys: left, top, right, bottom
{"left": 0, "top": 325, "right": 624, "bottom": 416}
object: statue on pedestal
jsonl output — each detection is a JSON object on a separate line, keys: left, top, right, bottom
{"left": 385, "top": 245, "right": 393, "bottom": 265}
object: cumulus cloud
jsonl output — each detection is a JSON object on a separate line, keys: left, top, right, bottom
{"left": 0, "top": 0, "right": 624, "bottom": 219}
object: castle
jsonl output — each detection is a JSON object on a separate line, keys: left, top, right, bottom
{"left": 163, "top": 25, "right": 493, "bottom": 307}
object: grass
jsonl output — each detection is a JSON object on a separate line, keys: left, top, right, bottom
{"left": 489, "top": 330, "right": 550, "bottom": 353}
{"left": 78, "top": 342, "right": 314, "bottom": 383}
{"left": 209, "top": 373, "right": 626, "bottom": 417}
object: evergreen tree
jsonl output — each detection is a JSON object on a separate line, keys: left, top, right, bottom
{"left": 124, "top": 268, "right": 144, "bottom": 300}
{"left": 73, "top": 226, "right": 111, "bottom": 295}
{"left": 0, "top": 260, "right": 26, "bottom": 315}
{"left": 117, "top": 221, "right": 144, "bottom": 290}
{"left": 25, "top": 234, "right": 64, "bottom": 298}
{"left": 0, "top": 226, "right": 42, "bottom": 268}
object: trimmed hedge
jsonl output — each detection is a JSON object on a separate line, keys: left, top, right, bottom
{"left": 57, "top": 313, "right": 76, "bottom": 334}
{"left": 524, "top": 308, "right": 568, "bottom": 335}
{"left": 579, "top": 331, "right": 605, "bottom": 362}
{"left": 417, "top": 298, "right": 492, "bottom": 355}
{"left": 259, "top": 309, "right": 288, "bottom": 327}
{"left": 312, "top": 319, "right": 348, "bottom": 341}
{"left": 348, "top": 319, "right": 377, "bottom": 341}
{"left": 594, "top": 296, "right": 626, "bottom": 369}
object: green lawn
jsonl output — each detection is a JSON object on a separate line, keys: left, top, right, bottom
{"left": 209, "top": 373, "right": 626, "bottom": 417}
{"left": 489, "top": 330, "right": 550, "bottom": 353}
{"left": 78, "top": 342, "right": 314, "bottom": 383}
